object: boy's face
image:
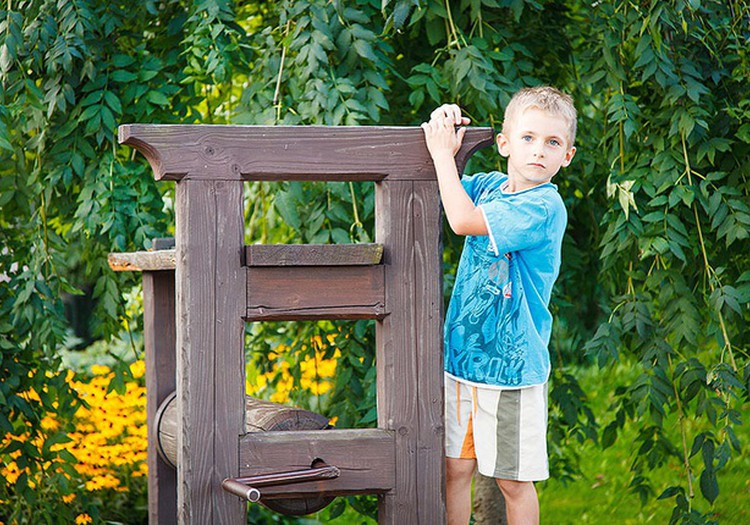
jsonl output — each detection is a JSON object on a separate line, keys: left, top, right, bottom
{"left": 496, "top": 108, "right": 576, "bottom": 191}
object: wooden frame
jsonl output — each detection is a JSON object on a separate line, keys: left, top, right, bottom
{"left": 114, "top": 124, "right": 494, "bottom": 524}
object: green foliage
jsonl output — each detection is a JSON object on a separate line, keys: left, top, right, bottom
{"left": 1, "top": 0, "right": 748, "bottom": 523}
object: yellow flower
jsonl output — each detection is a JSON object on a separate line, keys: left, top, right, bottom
{"left": 62, "top": 493, "right": 76, "bottom": 503}
{"left": 75, "top": 514, "right": 93, "bottom": 525}
{"left": 129, "top": 359, "right": 146, "bottom": 379}
{"left": 90, "top": 364, "right": 111, "bottom": 376}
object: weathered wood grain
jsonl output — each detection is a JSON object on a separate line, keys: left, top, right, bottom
{"left": 375, "top": 180, "right": 420, "bottom": 524}
{"left": 239, "top": 429, "right": 395, "bottom": 497}
{"left": 413, "top": 181, "right": 447, "bottom": 521}
{"left": 244, "top": 243, "right": 383, "bottom": 266}
{"left": 118, "top": 125, "right": 495, "bottom": 182}
{"left": 108, "top": 250, "right": 176, "bottom": 272}
{"left": 212, "top": 180, "right": 247, "bottom": 525}
{"left": 143, "top": 271, "right": 178, "bottom": 525}
{"left": 175, "top": 179, "right": 245, "bottom": 525}
{"left": 157, "top": 393, "right": 330, "bottom": 469}
{"left": 109, "top": 244, "right": 383, "bottom": 272}
{"left": 245, "top": 265, "right": 385, "bottom": 321}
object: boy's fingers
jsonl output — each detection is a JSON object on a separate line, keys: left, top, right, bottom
{"left": 430, "top": 104, "right": 467, "bottom": 126}
{"left": 456, "top": 126, "right": 467, "bottom": 143}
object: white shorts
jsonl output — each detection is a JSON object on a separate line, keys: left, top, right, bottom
{"left": 444, "top": 375, "right": 549, "bottom": 481}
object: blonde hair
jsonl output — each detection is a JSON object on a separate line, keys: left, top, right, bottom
{"left": 501, "top": 86, "right": 578, "bottom": 146}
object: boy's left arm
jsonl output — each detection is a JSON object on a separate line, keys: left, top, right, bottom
{"left": 421, "top": 105, "right": 488, "bottom": 236}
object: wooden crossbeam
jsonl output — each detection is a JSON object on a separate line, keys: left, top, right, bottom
{"left": 118, "top": 125, "right": 494, "bottom": 182}
{"left": 245, "top": 265, "right": 384, "bottom": 320}
{"left": 239, "top": 429, "right": 395, "bottom": 498}
{"left": 108, "top": 243, "right": 384, "bottom": 272}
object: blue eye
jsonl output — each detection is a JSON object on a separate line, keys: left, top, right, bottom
{"left": 522, "top": 135, "right": 532, "bottom": 142}
{"left": 549, "top": 139, "right": 561, "bottom": 147}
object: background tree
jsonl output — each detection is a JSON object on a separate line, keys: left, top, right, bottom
{"left": 1, "top": 0, "right": 747, "bottom": 523}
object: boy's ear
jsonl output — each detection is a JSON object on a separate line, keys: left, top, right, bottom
{"left": 561, "top": 146, "right": 577, "bottom": 167}
{"left": 496, "top": 133, "right": 510, "bottom": 157}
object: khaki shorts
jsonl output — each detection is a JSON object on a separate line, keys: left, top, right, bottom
{"left": 444, "top": 374, "right": 549, "bottom": 481}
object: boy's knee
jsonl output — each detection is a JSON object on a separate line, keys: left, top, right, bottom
{"left": 496, "top": 479, "right": 535, "bottom": 499}
{"left": 446, "top": 458, "right": 476, "bottom": 485}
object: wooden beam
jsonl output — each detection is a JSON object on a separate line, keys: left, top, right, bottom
{"left": 175, "top": 179, "right": 246, "bottom": 524}
{"left": 245, "top": 265, "right": 385, "bottom": 321}
{"left": 245, "top": 243, "right": 383, "bottom": 266}
{"left": 109, "top": 244, "right": 384, "bottom": 272}
{"left": 118, "top": 125, "right": 494, "bottom": 182}
{"left": 143, "top": 272, "right": 178, "bottom": 524}
{"left": 375, "top": 180, "right": 420, "bottom": 523}
{"left": 239, "top": 429, "right": 395, "bottom": 497}
{"left": 109, "top": 250, "right": 176, "bottom": 272}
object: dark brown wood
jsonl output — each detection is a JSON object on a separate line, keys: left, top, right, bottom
{"left": 413, "top": 180, "right": 447, "bottom": 520}
{"left": 212, "top": 180, "right": 247, "bottom": 525}
{"left": 245, "top": 265, "right": 385, "bottom": 321}
{"left": 143, "top": 271, "right": 178, "bottom": 525}
{"left": 109, "top": 244, "right": 383, "bottom": 272}
{"left": 375, "top": 180, "right": 420, "bottom": 524}
{"left": 244, "top": 243, "right": 383, "bottom": 266}
{"left": 175, "top": 179, "right": 245, "bottom": 525}
{"left": 239, "top": 429, "right": 395, "bottom": 497}
{"left": 116, "top": 124, "right": 495, "bottom": 525}
{"left": 118, "top": 124, "right": 494, "bottom": 182}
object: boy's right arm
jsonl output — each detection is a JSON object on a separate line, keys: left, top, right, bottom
{"left": 421, "top": 105, "right": 488, "bottom": 236}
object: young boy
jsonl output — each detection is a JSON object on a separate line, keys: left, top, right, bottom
{"left": 421, "top": 86, "right": 577, "bottom": 525}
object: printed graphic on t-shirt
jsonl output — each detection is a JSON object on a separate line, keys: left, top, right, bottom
{"left": 445, "top": 247, "right": 527, "bottom": 386}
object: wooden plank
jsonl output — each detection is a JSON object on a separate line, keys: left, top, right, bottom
{"left": 244, "top": 243, "right": 383, "bottom": 266}
{"left": 175, "top": 179, "right": 245, "bottom": 525}
{"left": 109, "top": 250, "right": 176, "bottom": 272}
{"left": 109, "top": 244, "right": 383, "bottom": 272}
{"left": 211, "top": 180, "right": 247, "bottom": 525}
{"left": 413, "top": 181, "right": 446, "bottom": 524}
{"left": 143, "top": 271, "right": 178, "bottom": 525}
{"left": 245, "top": 265, "right": 385, "bottom": 321}
{"left": 375, "top": 180, "right": 419, "bottom": 524}
{"left": 118, "top": 124, "right": 494, "bottom": 182}
{"left": 238, "top": 429, "right": 395, "bottom": 497}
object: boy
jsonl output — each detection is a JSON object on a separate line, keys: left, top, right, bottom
{"left": 421, "top": 86, "right": 577, "bottom": 525}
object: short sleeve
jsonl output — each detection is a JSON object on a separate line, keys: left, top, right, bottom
{"left": 479, "top": 193, "right": 552, "bottom": 255}
{"left": 460, "top": 172, "right": 495, "bottom": 202}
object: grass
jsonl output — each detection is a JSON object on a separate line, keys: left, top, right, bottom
{"left": 537, "top": 361, "right": 750, "bottom": 524}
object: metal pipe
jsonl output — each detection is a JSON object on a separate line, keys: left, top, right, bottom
{"left": 221, "top": 478, "right": 261, "bottom": 502}
{"left": 233, "top": 463, "right": 340, "bottom": 488}
{"left": 221, "top": 462, "right": 340, "bottom": 502}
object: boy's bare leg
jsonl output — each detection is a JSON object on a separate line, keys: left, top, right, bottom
{"left": 446, "top": 458, "right": 476, "bottom": 525}
{"left": 496, "top": 479, "right": 539, "bottom": 525}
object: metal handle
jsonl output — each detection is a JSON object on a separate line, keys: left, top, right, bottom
{"left": 222, "top": 462, "right": 340, "bottom": 502}
{"left": 221, "top": 478, "right": 261, "bottom": 502}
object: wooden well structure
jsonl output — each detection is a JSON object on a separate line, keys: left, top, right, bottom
{"left": 111, "top": 124, "right": 493, "bottom": 524}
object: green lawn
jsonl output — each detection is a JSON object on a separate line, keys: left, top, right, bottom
{"left": 538, "top": 362, "right": 750, "bottom": 524}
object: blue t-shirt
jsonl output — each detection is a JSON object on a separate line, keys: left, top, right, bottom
{"left": 444, "top": 171, "right": 567, "bottom": 388}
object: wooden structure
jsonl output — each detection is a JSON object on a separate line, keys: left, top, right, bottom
{"left": 112, "top": 124, "right": 494, "bottom": 524}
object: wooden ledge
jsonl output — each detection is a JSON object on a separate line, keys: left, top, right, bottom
{"left": 108, "top": 250, "right": 176, "bottom": 272}
{"left": 108, "top": 243, "right": 384, "bottom": 272}
{"left": 244, "top": 243, "right": 383, "bottom": 266}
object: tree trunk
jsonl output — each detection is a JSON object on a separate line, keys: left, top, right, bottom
{"left": 473, "top": 473, "right": 507, "bottom": 524}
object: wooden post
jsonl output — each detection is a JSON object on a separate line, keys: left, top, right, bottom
{"left": 174, "top": 179, "right": 246, "bottom": 524}
{"left": 375, "top": 178, "right": 446, "bottom": 524}
{"left": 143, "top": 271, "right": 177, "bottom": 524}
